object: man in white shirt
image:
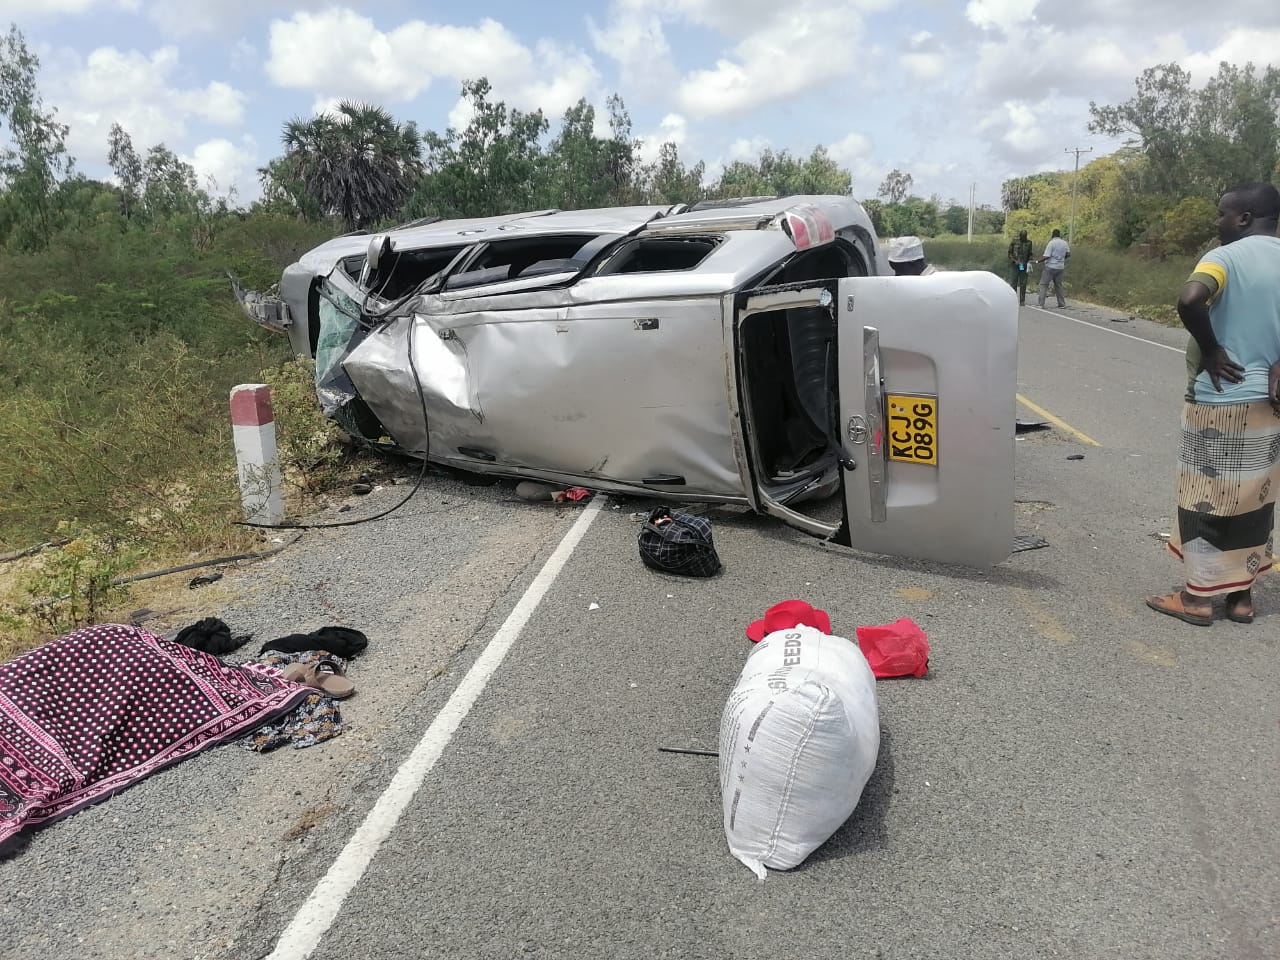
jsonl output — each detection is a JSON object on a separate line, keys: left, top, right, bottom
{"left": 1036, "top": 229, "right": 1070, "bottom": 307}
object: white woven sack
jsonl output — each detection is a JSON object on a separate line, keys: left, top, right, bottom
{"left": 719, "top": 625, "right": 880, "bottom": 878}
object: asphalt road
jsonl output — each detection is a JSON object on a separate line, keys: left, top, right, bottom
{"left": 3, "top": 300, "right": 1277, "bottom": 960}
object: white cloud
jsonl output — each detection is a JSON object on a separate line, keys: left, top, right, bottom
{"left": 182, "top": 136, "right": 258, "bottom": 199}
{"left": 591, "top": 0, "right": 892, "bottom": 119}
{"left": 828, "top": 132, "right": 873, "bottom": 167}
{"left": 1181, "top": 29, "right": 1280, "bottom": 78}
{"left": 229, "top": 37, "right": 257, "bottom": 72}
{"left": 638, "top": 113, "right": 688, "bottom": 163}
{"left": 0, "top": 0, "right": 136, "bottom": 17}
{"left": 311, "top": 96, "right": 344, "bottom": 118}
{"left": 899, "top": 31, "right": 947, "bottom": 82}
{"left": 266, "top": 9, "right": 599, "bottom": 120}
{"left": 588, "top": 4, "right": 676, "bottom": 92}
{"left": 828, "top": 132, "right": 886, "bottom": 196}
{"left": 729, "top": 136, "right": 772, "bottom": 162}
{"left": 979, "top": 100, "right": 1058, "bottom": 160}
{"left": 147, "top": 0, "right": 322, "bottom": 38}
{"left": 965, "top": 0, "right": 1037, "bottom": 32}
{"left": 46, "top": 45, "right": 246, "bottom": 166}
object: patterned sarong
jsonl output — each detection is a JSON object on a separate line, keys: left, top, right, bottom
{"left": 1168, "top": 400, "right": 1280, "bottom": 596}
{"left": 0, "top": 624, "right": 312, "bottom": 843}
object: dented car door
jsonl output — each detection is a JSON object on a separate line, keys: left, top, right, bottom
{"left": 731, "top": 271, "right": 1018, "bottom": 567}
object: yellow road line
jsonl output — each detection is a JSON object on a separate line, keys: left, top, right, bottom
{"left": 1016, "top": 393, "right": 1101, "bottom": 447}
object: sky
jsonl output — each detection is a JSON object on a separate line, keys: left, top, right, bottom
{"left": 7, "top": 0, "right": 1280, "bottom": 209}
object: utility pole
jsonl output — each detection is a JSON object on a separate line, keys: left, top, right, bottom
{"left": 1065, "top": 146, "right": 1093, "bottom": 246}
{"left": 967, "top": 183, "right": 975, "bottom": 243}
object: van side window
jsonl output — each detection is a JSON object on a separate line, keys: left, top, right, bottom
{"left": 445, "top": 234, "right": 611, "bottom": 291}
{"left": 365, "top": 245, "right": 468, "bottom": 300}
{"left": 594, "top": 237, "right": 720, "bottom": 275}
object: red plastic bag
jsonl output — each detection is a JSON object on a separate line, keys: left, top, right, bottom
{"left": 855, "top": 618, "right": 930, "bottom": 679}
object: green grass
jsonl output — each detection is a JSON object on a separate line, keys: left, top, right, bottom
{"left": 0, "top": 213, "right": 355, "bottom": 654}
{"left": 926, "top": 235, "right": 1195, "bottom": 324}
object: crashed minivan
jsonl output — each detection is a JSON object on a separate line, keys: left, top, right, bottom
{"left": 238, "top": 195, "right": 1018, "bottom": 566}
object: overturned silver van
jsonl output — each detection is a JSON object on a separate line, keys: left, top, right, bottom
{"left": 238, "top": 196, "right": 1018, "bottom": 566}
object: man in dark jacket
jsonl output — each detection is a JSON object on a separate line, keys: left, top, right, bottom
{"left": 1007, "top": 230, "right": 1033, "bottom": 305}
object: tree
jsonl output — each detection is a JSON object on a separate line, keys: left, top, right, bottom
{"left": 0, "top": 25, "right": 73, "bottom": 249}
{"left": 538, "top": 98, "right": 637, "bottom": 210}
{"left": 276, "top": 100, "right": 424, "bottom": 230}
{"left": 1089, "top": 61, "right": 1280, "bottom": 201}
{"left": 877, "top": 169, "right": 913, "bottom": 204}
{"left": 1159, "top": 196, "right": 1218, "bottom": 255}
{"left": 140, "top": 144, "right": 205, "bottom": 217}
{"left": 641, "top": 141, "right": 704, "bottom": 205}
{"left": 708, "top": 146, "right": 852, "bottom": 200}
{"left": 601, "top": 94, "right": 642, "bottom": 203}
{"left": 1001, "top": 176, "right": 1034, "bottom": 212}
{"left": 942, "top": 203, "right": 969, "bottom": 234}
{"left": 411, "top": 79, "right": 548, "bottom": 219}
{"left": 107, "top": 123, "right": 143, "bottom": 218}
{"left": 1089, "top": 63, "right": 1195, "bottom": 197}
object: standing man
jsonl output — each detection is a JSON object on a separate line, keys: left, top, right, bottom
{"left": 886, "top": 236, "right": 936, "bottom": 276}
{"left": 1146, "top": 182, "right": 1280, "bottom": 626}
{"left": 1036, "top": 229, "right": 1070, "bottom": 307}
{"left": 1007, "top": 230, "right": 1032, "bottom": 305}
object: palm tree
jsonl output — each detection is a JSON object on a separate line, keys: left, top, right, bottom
{"left": 278, "top": 101, "right": 424, "bottom": 231}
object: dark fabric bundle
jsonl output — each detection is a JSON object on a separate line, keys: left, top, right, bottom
{"left": 638, "top": 507, "right": 722, "bottom": 578}
{"left": 172, "top": 617, "right": 250, "bottom": 656}
{"left": 259, "top": 626, "right": 369, "bottom": 659}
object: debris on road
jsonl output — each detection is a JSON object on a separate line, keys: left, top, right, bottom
{"left": 658, "top": 746, "right": 719, "bottom": 758}
{"left": 516, "top": 481, "right": 594, "bottom": 504}
{"left": 1012, "top": 535, "right": 1051, "bottom": 553}
{"left": 1015, "top": 419, "right": 1050, "bottom": 433}
{"left": 1067, "top": 454, "right": 1086, "bottom": 461}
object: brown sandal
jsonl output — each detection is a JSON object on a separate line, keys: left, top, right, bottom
{"left": 283, "top": 660, "right": 356, "bottom": 699}
{"left": 1145, "top": 591, "right": 1213, "bottom": 627}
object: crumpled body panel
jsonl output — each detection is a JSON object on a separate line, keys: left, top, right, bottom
{"left": 343, "top": 294, "right": 746, "bottom": 499}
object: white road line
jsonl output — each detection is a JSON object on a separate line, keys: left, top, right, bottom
{"left": 265, "top": 497, "right": 605, "bottom": 960}
{"left": 1027, "top": 304, "right": 1183, "bottom": 354}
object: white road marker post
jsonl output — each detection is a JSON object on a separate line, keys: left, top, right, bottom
{"left": 230, "top": 383, "right": 285, "bottom": 526}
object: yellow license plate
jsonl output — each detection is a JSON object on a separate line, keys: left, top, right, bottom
{"left": 886, "top": 394, "right": 938, "bottom": 466}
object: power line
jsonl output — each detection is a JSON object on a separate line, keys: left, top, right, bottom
{"left": 1065, "top": 146, "right": 1093, "bottom": 246}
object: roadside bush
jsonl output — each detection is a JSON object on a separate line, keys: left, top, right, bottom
{"left": 0, "top": 213, "right": 335, "bottom": 555}
{"left": 261, "top": 356, "right": 349, "bottom": 493}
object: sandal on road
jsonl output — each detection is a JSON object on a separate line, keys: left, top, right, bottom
{"left": 283, "top": 661, "right": 356, "bottom": 699}
{"left": 1145, "top": 591, "right": 1213, "bottom": 627}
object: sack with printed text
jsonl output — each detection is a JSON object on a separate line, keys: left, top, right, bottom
{"left": 719, "top": 624, "right": 879, "bottom": 878}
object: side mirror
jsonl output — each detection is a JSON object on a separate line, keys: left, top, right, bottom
{"left": 359, "top": 234, "right": 395, "bottom": 286}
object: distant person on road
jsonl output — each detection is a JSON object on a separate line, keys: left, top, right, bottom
{"left": 1146, "top": 182, "right": 1280, "bottom": 627}
{"left": 1007, "top": 230, "right": 1032, "bottom": 304}
{"left": 1036, "top": 229, "right": 1070, "bottom": 307}
{"left": 886, "top": 236, "right": 936, "bottom": 276}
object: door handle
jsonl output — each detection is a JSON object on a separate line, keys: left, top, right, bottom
{"left": 863, "top": 326, "right": 887, "bottom": 523}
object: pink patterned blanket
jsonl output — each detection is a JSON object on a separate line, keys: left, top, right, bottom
{"left": 0, "top": 624, "right": 310, "bottom": 843}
